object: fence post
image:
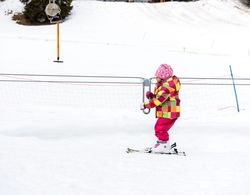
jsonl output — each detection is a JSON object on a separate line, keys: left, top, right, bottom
{"left": 229, "top": 65, "right": 240, "bottom": 112}
{"left": 142, "top": 78, "right": 151, "bottom": 114}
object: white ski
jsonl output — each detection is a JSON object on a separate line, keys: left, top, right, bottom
{"left": 126, "top": 143, "right": 186, "bottom": 156}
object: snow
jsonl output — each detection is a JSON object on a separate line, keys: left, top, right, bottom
{"left": 1, "top": 0, "right": 250, "bottom": 194}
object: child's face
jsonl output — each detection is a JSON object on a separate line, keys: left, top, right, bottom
{"left": 156, "top": 77, "right": 163, "bottom": 83}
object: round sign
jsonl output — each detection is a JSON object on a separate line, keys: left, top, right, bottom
{"left": 45, "top": 3, "right": 61, "bottom": 17}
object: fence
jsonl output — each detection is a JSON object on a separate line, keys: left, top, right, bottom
{"left": 0, "top": 74, "right": 145, "bottom": 116}
{"left": 0, "top": 73, "right": 249, "bottom": 116}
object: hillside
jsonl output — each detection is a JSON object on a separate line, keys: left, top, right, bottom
{"left": 1, "top": 1, "right": 250, "bottom": 195}
{"left": 1, "top": 0, "right": 250, "bottom": 76}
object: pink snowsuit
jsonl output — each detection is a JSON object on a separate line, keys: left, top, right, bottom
{"left": 154, "top": 118, "right": 177, "bottom": 141}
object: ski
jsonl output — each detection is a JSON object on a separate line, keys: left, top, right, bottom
{"left": 126, "top": 147, "right": 186, "bottom": 156}
{"left": 126, "top": 143, "right": 186, "bottom": 156}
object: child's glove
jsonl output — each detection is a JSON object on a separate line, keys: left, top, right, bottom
{"left": 140, "top": 103, "right": 145, "bottom": 110}
{"left": 146, "top": 91, "right": 154, "bottom": 99}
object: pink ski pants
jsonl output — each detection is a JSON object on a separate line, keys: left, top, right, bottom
{"left": 154, "top": 118, "right": 177, "bottom": 141}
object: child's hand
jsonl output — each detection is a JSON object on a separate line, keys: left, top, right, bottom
{"left": 140, "top": 103, "right": 145, "bottom": 110}
{"left": 146, "top": 91, "right": 154, "bottom": 99}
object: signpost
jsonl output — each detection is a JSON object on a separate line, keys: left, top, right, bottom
{"left": 45, "top": 0, "right": 63, "bottom": 63}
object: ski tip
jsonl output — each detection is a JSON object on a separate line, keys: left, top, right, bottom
{"left": 178, "top": 151, "right": 186, "bottom": 156}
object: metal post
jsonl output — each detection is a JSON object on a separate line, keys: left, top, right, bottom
{"left": 229, "top": 65, "right": 240, "bottom": 112}
{"left": 142, "top": 78, "right": 151, "bottom": 114}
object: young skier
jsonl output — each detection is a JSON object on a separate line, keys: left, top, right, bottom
{"left": 141, "top": 64, "right": 181, "bottom": 153}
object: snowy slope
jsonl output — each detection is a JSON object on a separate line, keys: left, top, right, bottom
{"left": 1, "top": 0, "right": 250, "bottom": 195}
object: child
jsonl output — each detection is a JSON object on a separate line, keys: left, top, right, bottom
{"left": 141, "top": 64, "right": 181, "bottom": 153}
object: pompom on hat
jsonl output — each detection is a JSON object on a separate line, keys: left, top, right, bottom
{"left": 155, "top": 64, "right": 173, "bottom": 79}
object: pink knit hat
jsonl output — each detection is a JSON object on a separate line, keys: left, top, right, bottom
{"left": 155, "top": 64, "right": 173, "bottom": 79}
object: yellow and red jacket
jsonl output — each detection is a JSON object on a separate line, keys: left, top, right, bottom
{"left": 144, "top": 76, "right": 181, "bottom": 119}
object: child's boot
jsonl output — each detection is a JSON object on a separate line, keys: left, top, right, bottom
{"left": 151, "top": 140, "right": 171, "bottom": 153}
